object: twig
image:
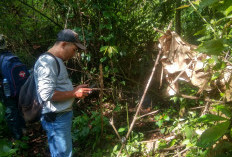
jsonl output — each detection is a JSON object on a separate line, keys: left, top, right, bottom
{"left": 159, "top": 145, "right": 185, "bottom": 151}
{"left": 179, "top": 94, "right": 225, "bottom": 104}
{"left": 173, "top": 147, "right": 190, "bottom": 157}
{"left": 153, "top": 28, "right": 165, "bottom": 34}
{"left": 109, "top": 118, "right": 130, "bottom": 157}
{"left": 170, "top": 60, "right": 193, "bottom": 87}
{"left": 190, "top": 106, "right": 205, "bottom": 110}
{"left": 18, "top": 0, "right": 62, "bottom": 28}
{"left": 139, "top": 135, "right": 176, "bottom": 143}
{"left": 126, "top": 50, "right": 162, "bottom": 138}
{"left": 99, "top": 63, "right": 104, "bottom": 136}
{"left": 188, "top": 0, "right": 215, "bottom": 35}
{"left": 201, "top": 101, "right": 209, "bottom": 116}
{"left": 159, "top": 66, "right": 163, "bottom": 89}
{"left": 167, "top": 20, "right": 173, "bottom": 30}
{"left": 64, "top": 6, "right": 71, "bottom": 29}
{"left": 137, "top": 110, "right": 159, "bottom": 119}
{"left": 109, "top": 117, "right": 121, "bottom": 140}
{"left": 117, "top": 50, "right": 162, "bottom": 157}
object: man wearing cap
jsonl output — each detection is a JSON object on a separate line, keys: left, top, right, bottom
{"left": 34, "top": 29, "right": 92, "bottom": 157}
{"left": 0, "top": 34, "right": 26, "bottom": 140}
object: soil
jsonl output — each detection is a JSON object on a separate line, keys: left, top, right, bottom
{"left": 20, "top": 122, "right": 50, "bottom": 157}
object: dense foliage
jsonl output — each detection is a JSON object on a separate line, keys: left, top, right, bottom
{"left": 0, "top": 0, "right": 232, "bottom": 156}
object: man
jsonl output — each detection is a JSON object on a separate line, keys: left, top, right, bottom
{"left": 0, "top": 34, "right": 27, "bottom": 140}
{"left": 34, "top": 29, "right": 92, "bottom": 157}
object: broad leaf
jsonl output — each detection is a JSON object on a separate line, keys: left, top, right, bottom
{"left": 184, "top": 126, "right": 195, "bottom": 140}
{"left": 214, "top": 105, "right": 232, "bottom": 118}
{"left": 197, "top": 114, "right": 228, "bottom": 123}
{"left": 196, "top": 39, "right": 225, "bottom": 56}
{"left": 118, "top": 127, "right": 126, "bottom": 133}
{"left": 176, "top": 5, "right": 190, "bottom": 10}
{"left": 211, "top": 72, "right": 220, "bottom": 81}
{"left": 196, "top": 121, "right": 230, "bottom": 148}
{"left": 224, "top": 6, "right": 232, "bottom": 16}
{"left": 100, "top": 46, "right": 109, "bottom": 53}
{"left": 199, "top": 0, "right": 219, "bottom": 9}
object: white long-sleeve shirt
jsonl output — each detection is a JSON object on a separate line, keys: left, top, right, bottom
{"left": 34, "top": 54, "right": 74, "bottom": 114}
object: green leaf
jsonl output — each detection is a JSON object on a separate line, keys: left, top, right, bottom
{"left": 224, "top": 6, "right": 232, "bottom": 16}
{"left": 196, "top": 121, "right": 230, "bottom": 148}
{"left": 211, "top": 72, "right": 220, "bottom": 81}
{"left": 214, "top": 105, "right": 232, "bottom": 117}
{"left": 197, "top": 114, "right": 228, "bottom": 123}
{"left": 182, "top": 139, "right": 191, "bottom": 145}
{"left": 120, "top": 81, "right": 126, "bottom": 86}
{"left": 196, "top": 39, "right": 226, "bottom": 56}
{"left": 156, "top": 120, "right": 163, "bottom": 128}
{"left": 220, "top": 92, "right": 225, "bottom": 98}
{"left": 199, "top": 0, "right": 219, "bottom": 9}
{"left": 194, "top": 29, "right": 206, "bottom": 36}
{"left": 176, "top": 5, "right": 190, "bottom": 10}
{"left": 100, "top": 46, "right": 109, "bottom": 53}
{"left": 100, "top": 57, "right": 107, "bottom": 63}
{"left": 118, "top": 127, "right": 126, "bottom": 133}
{"left": 163, "top": 115, "right": 170, "bottom": 121}
{"left": 168, "top": 139, "right": 177, "bottom": 147}
{"left": 185, "top": 126, "right": 195, "bottom": 140}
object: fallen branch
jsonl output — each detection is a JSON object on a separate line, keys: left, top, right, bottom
{"left": 139, "top": 135, "right": 176, "bottom": 143}
{"left": 109, "top": 117, "right": 122, "bottom": 140}
{"left": 179, "top": 94, "right": 225, "bottom": 104}
{"left": 170, "top": 61, "right": 193, "bottom": 86}
{"left": 154, "top": 28, "right": 165, "bottom": 34}
{"left": 109, "top": 117, "right": 129, "bottom": 157}
{"left": 159, "top": 145, "right": 185, "bottom": 151}
{"left": 137, "top": 110, "right": 159, "bottom": 119}
{"left": 190, "top": 106, "right": 205, "bottom": 110}
{"left": 117, "top": 50, "right": 162, "bottom": 156}
{"left": 173, "top": 147, "right": 190, "bottom": 157}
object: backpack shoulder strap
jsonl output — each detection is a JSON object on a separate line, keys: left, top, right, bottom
{"left": 0, "top": 54, "right": 6, "bottom": 76}
{"left": 42, "top": 52, "right": 60, "bottom": 76}
{"left": 0, "top": 52, "right": 10, "bottom": 77}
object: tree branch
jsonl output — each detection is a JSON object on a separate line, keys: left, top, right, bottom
{"left": 18, "top": 0, "right": 62, "bottom": 28}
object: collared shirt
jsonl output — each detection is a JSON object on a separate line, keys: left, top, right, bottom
{"left": 34, "top": 54, "right": 74, "bottom": 114}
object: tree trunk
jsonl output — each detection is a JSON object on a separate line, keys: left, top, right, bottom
{"left": 175, "top": 0, "right": 181, "bottom": 36}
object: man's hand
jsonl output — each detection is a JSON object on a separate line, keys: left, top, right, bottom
{"left": 74, "top": 86, "right": 92, "bottom": 99}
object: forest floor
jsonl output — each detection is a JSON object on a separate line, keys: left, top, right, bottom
{"left": 14, "top": 101, "right": 162, "bottom": 157}
{"left": 21, "top": 123, "right": 50, "bottom": 157}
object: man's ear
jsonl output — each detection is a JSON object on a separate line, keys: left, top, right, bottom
{"left": 60, "top": 41, "right": 67, "bottom": 48}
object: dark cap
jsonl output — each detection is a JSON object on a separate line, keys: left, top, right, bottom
{"left": 56, "top": 29, "right": 86, "bottom": 50}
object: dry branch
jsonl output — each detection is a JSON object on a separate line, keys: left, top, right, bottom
{"left": 137, "top": 110, "right": 159, "bottom": 119}
{"left": 109, "top": 117, "right": 130, "bottom": 157}
{"left": 159, "top": 145, "right": 185, "bottom": 151}
{"left": 179, "top": 94, "right": 225, "bottom": 104}
{"left": 116, "top": 50, "right": 162, "bottom": 156}
{"left": 173, "top": 147, "right": 190, "bottom": 157}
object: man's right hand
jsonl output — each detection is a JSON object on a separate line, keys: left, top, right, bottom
{"left": 74, "top": 86, "right": 92, "bottom": 99}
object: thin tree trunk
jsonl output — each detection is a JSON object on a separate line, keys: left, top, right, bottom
{"left": 175, "top": 0, "right": 181, "bottom": 35}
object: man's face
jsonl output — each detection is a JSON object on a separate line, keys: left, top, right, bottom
{"left": 64, "top": 42, "right": 78, "bottom": 60}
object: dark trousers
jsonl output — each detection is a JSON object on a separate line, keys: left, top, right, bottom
{"left": 3, "top": 97, "right": 26, "bottom": 139}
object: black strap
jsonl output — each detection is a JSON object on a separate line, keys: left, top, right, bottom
{"left": 0, "top": 54, "right": 6, "bottom": 76}
{"left": 0, "top": 51, "right": 10, "bottom": 79}
{"left": 42, "top": 52, "right": 60, "bottom": 76}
